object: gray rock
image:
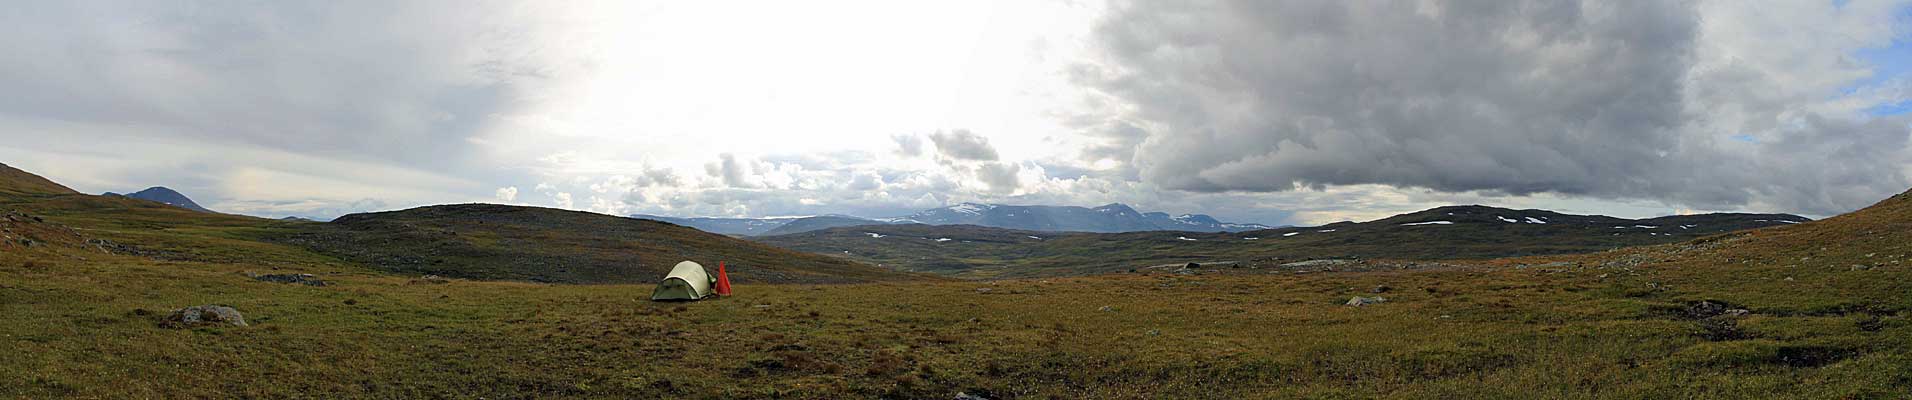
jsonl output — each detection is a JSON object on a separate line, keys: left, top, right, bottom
{"left": 161, "top": 305, "right": 247, "bottom": 328}
{"left": 250, "top": 273, "right": 328, "bottom": 286}
{"left": 955, "top": 392, "right": 991, "bottom": 400}
{"left": 1345, "top": 296, "right": 1387, "bottom": 307}
{"left": 1686, "top": 300, "right": 1729, "bottom": 319}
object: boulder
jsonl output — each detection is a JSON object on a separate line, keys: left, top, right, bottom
{"left": 1345, "top": 296, "right": 1387, "bottom": 307}
{"left": 161, "top": 305, "right": 247, "bottom": 328}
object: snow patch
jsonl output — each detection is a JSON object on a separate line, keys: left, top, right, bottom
{"left": 1283, "top": 232, "right": 1300, "bottom": 237}
{"left": 1496, "top": 216, "right": 1518, "bottom": 223}
{"left": 935, "top": 238, "right": 953, "bottom": 242}
{"left": 1401, "top": 221, "right": 1455, "bottom": 226}
{"left": 1317, "top": 229, "right": 1337, "bottom": 233}
{"left": 1176, "top": 236, "right": 1197, "bottom": 241}
{"left": 948, "top": 203, "right": 991, "bottom": 215}
{"left": 865, "top": 232, "right": 884, "bottom": 238}
{"left": 1524, "top": 217, "right": 1547, "bottom": 224}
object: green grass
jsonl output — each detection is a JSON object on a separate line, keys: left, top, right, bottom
{"left": 4, "top": 250, "right": 1907, "bottom": 398}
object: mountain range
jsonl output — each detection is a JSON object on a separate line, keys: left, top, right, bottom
{"left": 755, "top": 204, "right": 1812, "bottom": 278}
{"left": 637, "top": 202, "right": 1275, "bottom": 236}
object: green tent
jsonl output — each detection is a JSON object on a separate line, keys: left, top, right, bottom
{"left": 651, "top": 261, "right": 716, "bottom": 301}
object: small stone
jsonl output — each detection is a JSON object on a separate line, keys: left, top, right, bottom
{"left": 955, "top": 392, "right": 991, "bottom": 400}
{"left": 1098, "top": 305, "right": 1114, "bottom": 312}
{"left": 1850, "top": 264, "right": 1873, "bottom": 271}
{"left": 975, "top": 288, "right": 993, "bottom": 294}
{"left": 1370, "top": 285, "right": 1391, "bottom": 293}
{"left": 1145, "top": 329, "right": 1161, "bottom": 336}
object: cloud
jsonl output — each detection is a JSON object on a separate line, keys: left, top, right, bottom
{"left": 892, "top": 134, "right": 926, "bottom": 157}
{"left": 706, "top": 153, "right": 759, "bottom": 189}
{"left": 1074, "top": 0, "right": 1912, "bottom": 215}
{"left": 928, "top": 130, "right": 1001, "bottom": 161}
{"left": 495, "top": 186, "right": 518, "bottom": 202}
{"left": 553, "top": 192, "right": 573, "bottom": 209}
{"left": 976, "top": 162, "right": 1023, "bottom": 194}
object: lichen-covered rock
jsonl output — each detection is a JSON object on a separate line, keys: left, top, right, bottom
{"left": 161, "top": 305, "right": 247, "bottom": 328}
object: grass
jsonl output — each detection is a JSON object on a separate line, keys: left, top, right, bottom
{"left": 4, "top": 251, "right": 1906, "bottom": 398}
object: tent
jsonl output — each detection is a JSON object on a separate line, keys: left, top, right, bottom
{"left": 651, "top": 261, "right": 716, "bottom": 301}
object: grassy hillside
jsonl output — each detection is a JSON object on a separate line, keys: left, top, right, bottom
{"left": 0, "top": 162, "right": 78, "bottom": 196}
{"left": 1, "top": 162, "right": 1906, "bottom": 398}
{"left": 757, "top": 206, "right": 1810, "bottom": 278}
{"left": 273, "top": 204, "right": 926, "bottom": 284}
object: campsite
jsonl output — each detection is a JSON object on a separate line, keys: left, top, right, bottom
{"left": 6, "top": 1, "right": 1912, "bottom": 398}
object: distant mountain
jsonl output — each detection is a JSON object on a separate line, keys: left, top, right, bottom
{"left": 755, "top": 204, "right": 1811, "bottom": 278}
{"left": 636, "top": 202, "right": 1272, "bottom": 236}
{"left": 105, "top": 187, "right": 213, "bottom": 213}
{"left": 630, "top": 215, "right": 802, "bottom": 236}
{"left": 761, "top": 215, "right": 887, "bottom": 236}
{"left": 892, "top": 202, "right": 1272, "bottom": 233}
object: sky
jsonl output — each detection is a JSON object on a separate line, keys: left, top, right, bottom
{"left": 1, "top": 0, "right": 1909, "bottom": 226}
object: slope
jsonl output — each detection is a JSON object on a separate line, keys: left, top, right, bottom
{"left": 0, "top": 162, "right": 78, "bottom": 197}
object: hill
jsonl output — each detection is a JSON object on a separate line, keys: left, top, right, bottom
{"left": 274, "top": 204, "right": 924, "bottom": 284}
{"left": 760, "top": 215, "right": 888, "bottom": 236}
{"left": 0, "top": 163, "right": 78, "bottom": 196}
{"left": 757, "top": 205, "right": 1810, "bottom": 278}
{"left": 104, "top": 187, "right": 214, "bottom": 213}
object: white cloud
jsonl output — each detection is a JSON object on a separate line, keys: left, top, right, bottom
{"left": 495, "top": 186, "right": 519, "bottom": 202}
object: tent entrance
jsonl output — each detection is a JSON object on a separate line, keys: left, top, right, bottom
{"left": 651, "top": 277, "right": 703, "bottom": 301}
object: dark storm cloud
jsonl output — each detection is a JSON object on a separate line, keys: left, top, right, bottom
{"left": 928, "top": 129, "right": 1001, "bottom": 161}
{"left": 1078, "top": 0, "right": 1912, "bottom": 215}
